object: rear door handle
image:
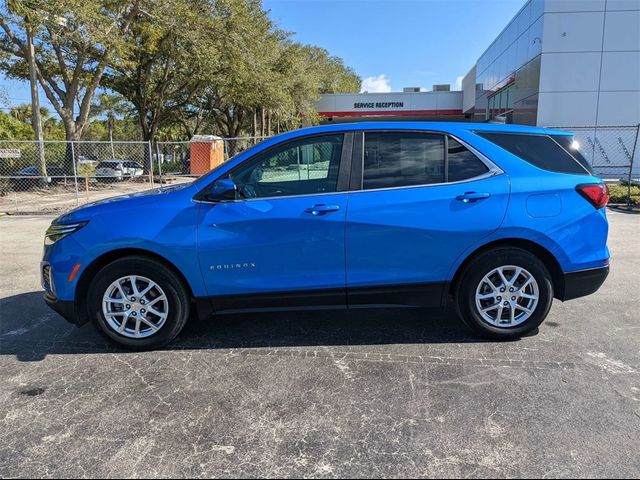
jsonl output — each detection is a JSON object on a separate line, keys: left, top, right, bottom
{"left": 304, "top": 204, "right": 340, "bottom": 215}
{"left": 455, "top": 192, "right": 491, "bottom": 203}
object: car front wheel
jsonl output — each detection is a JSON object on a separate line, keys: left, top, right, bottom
{"left": 455, "top": 247, "right": 554, "bottom": 340}
{"left": 87, "top": 256, "right": 190, "bottom": 349}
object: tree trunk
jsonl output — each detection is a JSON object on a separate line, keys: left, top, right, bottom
{"left": 252, "top": 109, "right": 257, "bottom": 143}
{"left": 63, "top": 129, "right": 82, "bottom": 177}
{"left": 266, "top": 109, "right": 272, "bottom": 137}
{"left": 108, "top": 117, "right": 116, "bottom": 159}
{"left": 138, "top": 114, "right": 156, "bottom": 174}
{"left": 260, "top": 107, "right": 266, "bottom": 137}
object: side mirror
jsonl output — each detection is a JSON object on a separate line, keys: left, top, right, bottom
{"left": 207, "top": 178, "right": 238, "bottom": 202}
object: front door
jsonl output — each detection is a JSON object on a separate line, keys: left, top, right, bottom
{"left": 197, "top": 133, "right": 350, "bottom": 309}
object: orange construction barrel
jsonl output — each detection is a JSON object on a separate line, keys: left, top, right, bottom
{"left": 190, "top": 135, "right": 225, "bottom": 174}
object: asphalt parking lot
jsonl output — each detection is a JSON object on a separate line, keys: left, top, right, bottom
{"left": 0, "top": 211, "right": 638, "bottom": 478}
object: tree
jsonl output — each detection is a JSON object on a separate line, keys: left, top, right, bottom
{"left": 178, "top": 5, "right": 361, "bottom": 144}
{"left": 10, "top": 103, "right": 48, "bottom": 124}
{"left": 0, "top": 0, "right": 141, "bottom": 150}
{"left": 0, "top": 110, "right": 33, "bottom": 139}
{"left": 6, "top": 103, "right": 64, "bottom": 139}
{"left": 1, "top": 0, "right": 361, "bottom": 153}
{"left": 177, "top": 0, "right": 286, "bottom": 156}
{"left": 103, "top": 0, "right": 220, "bottom": 145}
{"left": 90, "top": 91, "right": 131, "bottom": 155}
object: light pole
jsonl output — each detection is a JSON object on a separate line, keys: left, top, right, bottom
{"left": 26, "top": 24, "right": 47, "bottom": 183}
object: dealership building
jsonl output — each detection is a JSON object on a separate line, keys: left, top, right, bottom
{"left": 316, "top": 0, "right": 640, "bottom": 176}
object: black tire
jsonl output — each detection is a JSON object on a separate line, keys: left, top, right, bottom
{"left": 454, "top": 247, "right": 553, "bottom": 340}
{"left": 87, "top": 256, "right": 190, "bottom": 350}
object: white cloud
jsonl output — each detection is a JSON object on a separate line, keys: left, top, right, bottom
{"left": 361, "top": 74, "right": 392, "bottom": 93}
{"left": 454, "top": 75, "right": 464, "bottom": 91}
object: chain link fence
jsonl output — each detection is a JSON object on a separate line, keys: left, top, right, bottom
{"left": 547, "top": 124, "right": 640, "bottom": 182}
{"left": 0, "top": 137, "right": 267, "bottom": 214}
{"left": 2, "top": 128, "right": 638, "bottom": 215}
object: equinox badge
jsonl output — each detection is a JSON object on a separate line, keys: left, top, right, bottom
{"left": 210, "top": 262, "right": 257, "bottom": 271}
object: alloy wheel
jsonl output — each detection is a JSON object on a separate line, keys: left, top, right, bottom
{"left": 102, "top": 275, "right": 169, "bottom": 338}
{"left": 474, "top": 265, "right": 539, "bottom": 327}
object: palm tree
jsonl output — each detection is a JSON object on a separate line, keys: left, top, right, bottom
{"left": 42, "top": 117, "right": 58, "bottom": 138}
{"left": 10, "top": 104, "right": 50, "bottom": 124}
{"left": 10, "top": 104, "right": 31, "bottom": 123}
{"left": 91, "top": 93, "right": 130, "bottom": 158}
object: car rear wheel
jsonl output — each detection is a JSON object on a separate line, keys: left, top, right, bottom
{"left": 87, "top": 256, "right": 190, "bottom": 349}
{"left": 455, "top": 247, "right": 553, "bottom": 340}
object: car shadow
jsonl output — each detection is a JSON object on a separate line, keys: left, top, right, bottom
{"left": 608, "top": 205, "right": 639, "bottom": 214}
{"left": 1, "top": 291, "right": 499, "bottom": 362}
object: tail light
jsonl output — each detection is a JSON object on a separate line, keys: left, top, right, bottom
{"left": 576, "top": 183, "right": 609, "bottom": 209}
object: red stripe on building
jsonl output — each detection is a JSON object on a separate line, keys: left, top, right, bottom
{"left": 318, "top": 109, "right": 464, "bottom": 117}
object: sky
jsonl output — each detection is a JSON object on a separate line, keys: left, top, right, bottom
{"left": 1, "top": 0, "right": 527, "bottom": 113}
{"left": 263, "top": 0, "right": 527, "bottom": 92}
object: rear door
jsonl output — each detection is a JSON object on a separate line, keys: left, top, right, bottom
{"left": 345, "top": 130, "right": 510, "bottom": 307}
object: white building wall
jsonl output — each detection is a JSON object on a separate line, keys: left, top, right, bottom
{"left": 472, "top": 0, "right": 545, "bottom": 124}
{"left": 462, "top": 65, "right": 476, "bottom": 113}
{"left": 537, "top": 0, "right": 640, "bottom": 127}
{"left": 317, "top": 0, "right": 639, "bottom": 133}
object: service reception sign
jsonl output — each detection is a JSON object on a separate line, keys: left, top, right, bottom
{"left": 315, "top": 91, "right": 463, "bottom": 118}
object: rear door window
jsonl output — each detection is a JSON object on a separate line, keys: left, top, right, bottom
{"left": 361, "top": 132, "right": 491, "bottom": 190}
{"left": 363, "top": 132, "right": 445, "bottom": 189}
{"left": 476, "top": 132, "right": 592, "bottom": 175}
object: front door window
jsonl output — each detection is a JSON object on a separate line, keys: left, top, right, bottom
{"left": 229, "top": 134, "right": 344, "bottom": 199}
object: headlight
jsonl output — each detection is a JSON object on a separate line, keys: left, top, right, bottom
{"left": 44, "top": 221, "right": 87, "bottom": 246}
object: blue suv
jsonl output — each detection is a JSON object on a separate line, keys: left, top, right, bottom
{"left": 42, "top": 122, "right": 610, "bottom": 349}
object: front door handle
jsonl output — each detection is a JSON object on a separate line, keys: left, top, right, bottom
{"left": 455, "top": 192, "right": 491, "bottom": 203}
{"left": 304, "top": 204, "right": 340, "bottom": 215}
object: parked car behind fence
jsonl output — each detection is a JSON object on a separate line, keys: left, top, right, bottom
{"left": 95, "top": 160, "right": 144, "bottom": 182}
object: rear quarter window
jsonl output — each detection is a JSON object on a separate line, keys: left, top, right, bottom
{"left": 476, "top": 132, "right": 592, "bottom": 175}
{"left": 551, "top": 135, "right": 594, "bottom": 174}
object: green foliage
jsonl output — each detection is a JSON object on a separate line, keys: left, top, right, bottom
{"left": 1, "top": 0, "right": 361, "bottom": 142}
{"left": 608, "top": 183, "right": 640, "bottom": 206}
{"left": 154, "top": 160, "right": 183, "bottom": 175}
{"left": 1, "top": 0, "right": 142, "bottom": 143}
{"left": 0, "top": 110, "right": 33, "bottom": 139}
{"left": 77, "top": 162, "right": 95, "bottom": 177}
{"left": 6, "top": 103, "right": 66, "bottom": 139}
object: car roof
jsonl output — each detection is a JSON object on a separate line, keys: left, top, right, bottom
{"left": 283, "top": 122, "right": 574, "bottom": 137}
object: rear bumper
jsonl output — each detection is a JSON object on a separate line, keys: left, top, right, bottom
{"left": 44, "top": 292, "right": 82, "bottom": 325}
{"left": 560, "top": 265, "right": 609, "bottom": 301}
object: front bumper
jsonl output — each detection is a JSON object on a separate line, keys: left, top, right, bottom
{"left": 560, "top": 265, "right": 609, "bottom": 301}
{"left": 44, "top": 292, "right": 82, "bottom": 325}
